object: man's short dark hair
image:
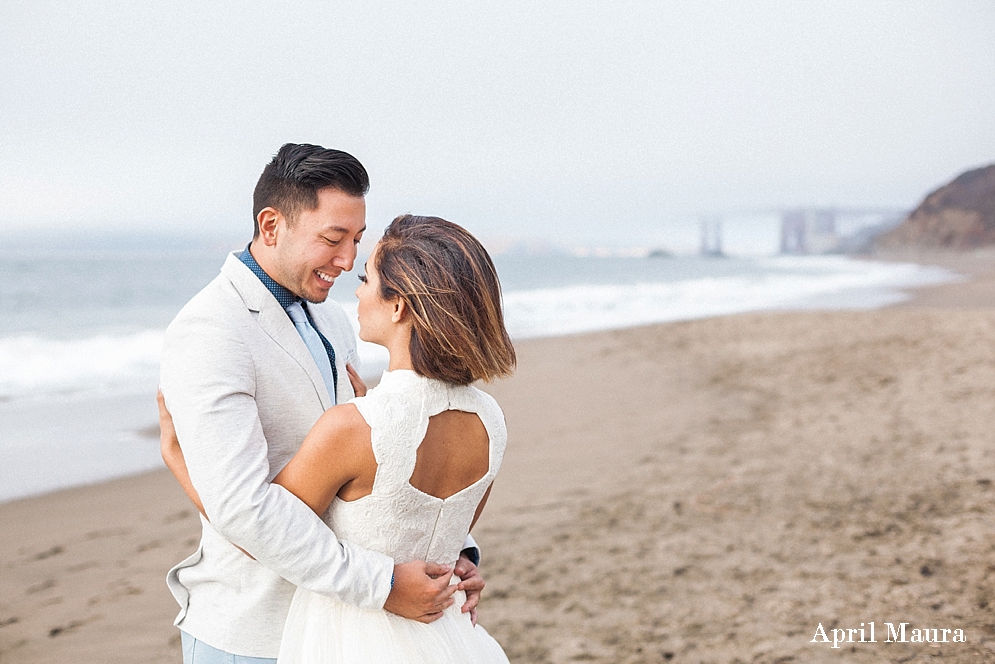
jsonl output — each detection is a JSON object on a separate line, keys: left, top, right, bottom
{"left": 252, "top": 143, "right": 370, "bottom": 238}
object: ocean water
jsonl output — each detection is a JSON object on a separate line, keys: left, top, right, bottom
{"left": 0, "top": 245, "right": 957, "bottom": 501}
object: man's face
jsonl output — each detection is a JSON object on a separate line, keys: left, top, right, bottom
{"left": 272, "top": 188, "right": 366, "bottom": 303}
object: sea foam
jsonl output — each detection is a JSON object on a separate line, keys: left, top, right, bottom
{"left": 0, "top": 331, "right": 164, "bottom": 400}
{"left": 0, "top": 257, "right": 957, "bottom": 401}
{"left": 501, "top": 257, "right": 956, "bottom": 338}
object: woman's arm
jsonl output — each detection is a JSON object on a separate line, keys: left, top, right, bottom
{"left": 454, "top": 484, "right": 494, "bottom": 625}
{"left": 160, "top": 387, "right": 375, "bottom": 517}
{"left": 157, "top": 391, "right": 373, "bottom": 559}
{"left": 272, "top": 403, "right": 375, "bottom": 515}
{"left": 470, "top": 485, "right": 492, "bottom": 532}
{"left": 158, "top": 389, "right": 206, "bottom": 516}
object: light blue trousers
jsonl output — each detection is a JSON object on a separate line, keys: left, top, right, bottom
{"left": 181, "top": 632, "right": 277, "bottom": 664}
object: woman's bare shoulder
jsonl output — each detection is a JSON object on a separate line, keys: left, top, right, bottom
{"left": 276, "top": 403, "right": 375, "bottom": 513}
{"left": 309, "top": 403, "right": 371, "bottom": 448}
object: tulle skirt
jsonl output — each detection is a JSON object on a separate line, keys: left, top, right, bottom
{"left": 277, "top": 583, "right": 509, "bottom": 664}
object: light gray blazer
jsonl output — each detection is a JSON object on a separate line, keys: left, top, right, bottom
{"left": 159, "top": 254, "right": 393, "bottom": 658}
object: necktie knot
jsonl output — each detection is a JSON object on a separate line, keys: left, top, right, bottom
{"left": 286, "top": 300, "right": 309, "bottom": 325}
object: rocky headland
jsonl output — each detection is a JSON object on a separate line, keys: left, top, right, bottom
{"left": 876, "top": 164, "right": 995, "bottom": 251}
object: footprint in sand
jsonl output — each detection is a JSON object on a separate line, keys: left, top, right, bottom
{"left": 163, "top": 509, "right": 193, "bottom": 524}
{"left": 47, "top": 617, "right": 94, "bottom": 638}
{"left": 31, "top": 546, "right": 64, "bottom": 561}
{"left": 85, "top": 527, "right": 133, "bottom": 540}
{"left": 88, "top": 579, "right": 142, "bottom": 606}
{"left": 136, "top": 540, "right": 163, "bottom": 553}
{"left": 66, "top": 560, "right": 101, "bottom": 573}
{"left": 25, "top": 579, "right": 56, "bottom": 595}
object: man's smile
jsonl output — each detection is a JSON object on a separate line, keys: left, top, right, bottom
{"left": 316, "top": 269, "right": 339, "bottom": 284}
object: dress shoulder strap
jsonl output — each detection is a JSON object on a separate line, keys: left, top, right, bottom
{"left": 350, "top": 371, "right": 507, "bottom": 494}
{"left": 442, "top": 384, "right": 507, "bottom": 489}
{"left": 351, "top": 376, "right": 428, "bottom": 492}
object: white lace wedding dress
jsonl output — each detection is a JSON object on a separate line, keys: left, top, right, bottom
{"left": 277, "top": 370, "right": 510, "bottom": 664}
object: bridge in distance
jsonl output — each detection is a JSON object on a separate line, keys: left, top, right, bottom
{"left": 698, "top": 207, "right": 908, "bottom": 256}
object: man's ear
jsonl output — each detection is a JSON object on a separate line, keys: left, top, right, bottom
{"left": 391, "top": 298, "right": 408, "bottom": 324}
{"left": 257, "top": 208, "right": 281, "bottom": 246}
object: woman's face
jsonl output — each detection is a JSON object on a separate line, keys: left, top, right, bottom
{"left": 355, "top": 243, "right": 396, "bottom": 345}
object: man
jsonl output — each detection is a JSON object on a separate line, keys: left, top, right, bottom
{"left": 159, "top": 144, "right": 483, "bottom": 663}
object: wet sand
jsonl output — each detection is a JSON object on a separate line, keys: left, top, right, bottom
{"left": 4, "top": 253, "right": 995, "bottom": 663}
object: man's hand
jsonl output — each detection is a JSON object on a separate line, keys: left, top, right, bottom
{"left": 346, "top": 364, "right": 367, "bottom": 397}
{"left": 383, "top": 561, "right": 458, "bottom": 623}
{"left": 455, "top": 553, "right": 484, "bottom": 626}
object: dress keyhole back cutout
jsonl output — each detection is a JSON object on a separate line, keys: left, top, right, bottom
{"left": 408, "top": 409, "right": 490, "bottom": 500}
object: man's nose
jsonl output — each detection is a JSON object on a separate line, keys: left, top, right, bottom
{"left": 333, "top": 245, "right": 357, "bottom": 271}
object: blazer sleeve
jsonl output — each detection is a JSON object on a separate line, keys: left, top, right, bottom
{"left": 159, "top": 311, "right": 394, "bottom": 610}
{"left": 462, "top": 534, "right": 481, "bottom": 566}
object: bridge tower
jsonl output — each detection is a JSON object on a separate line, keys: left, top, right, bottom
{"left": 700, "top": 217, "right": 724, "bottom": 257}
{"left": 780, "top": 208, "right": 839, "bottom": 254}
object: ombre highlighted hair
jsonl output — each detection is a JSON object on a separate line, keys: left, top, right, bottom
{"left": 374, "top": 214, "right": 516, "bottom": 385}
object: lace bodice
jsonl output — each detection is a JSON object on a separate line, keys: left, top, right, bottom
{"left": 323, "top": 370, "right": 506, "bottom": 565}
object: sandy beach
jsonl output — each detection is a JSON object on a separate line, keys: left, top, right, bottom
{"left": 4, "top": 254, "right": 995, "bottom": 663}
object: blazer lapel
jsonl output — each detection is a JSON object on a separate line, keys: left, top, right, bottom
{"left": 309, "top": 306, "right": 356, "bottom": 403}
{"left": 221, "top": 254, "right": 333, "bottom": 409}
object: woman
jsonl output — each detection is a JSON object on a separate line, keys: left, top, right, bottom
{"left": 164, "top": 214, "right": 515, "bottom": 663}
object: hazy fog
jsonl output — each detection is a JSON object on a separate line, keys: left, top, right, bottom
{"left": 2, "top": 1, "right": 993, "bottom": 250}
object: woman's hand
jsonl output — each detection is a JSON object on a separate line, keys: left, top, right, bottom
{"left": 346, "top": 363, "right": 367, "bottom": 397}
{"left": 455, "top": 553, "right": 485, "bottom": 625}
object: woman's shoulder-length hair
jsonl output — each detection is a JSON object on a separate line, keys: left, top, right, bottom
{"left": 375, "top": 214, "right": 516, "bottom": 385}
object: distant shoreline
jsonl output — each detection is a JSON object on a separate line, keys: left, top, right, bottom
{"left": 874, "top": 248, "right": 995, "bottom": 309}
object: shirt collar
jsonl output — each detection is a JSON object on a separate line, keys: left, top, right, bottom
{"left": 236, "top": 245, "right": 299, "bottom": 310}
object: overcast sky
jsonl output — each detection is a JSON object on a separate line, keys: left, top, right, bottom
{"left": 2, "top": 1, "right": 993, "bottom": 248}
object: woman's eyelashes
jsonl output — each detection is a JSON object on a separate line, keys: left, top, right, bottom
{"left": 358, "top": 274, "right": 367, "bottom": 283}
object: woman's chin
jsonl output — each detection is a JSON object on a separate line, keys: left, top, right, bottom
{"left": 357, "top": 332, "right": 385, "bottom": 348}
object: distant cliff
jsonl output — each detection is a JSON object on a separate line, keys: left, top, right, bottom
{"left": 876, "top": 164, "right": 995, "bottom": 251}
